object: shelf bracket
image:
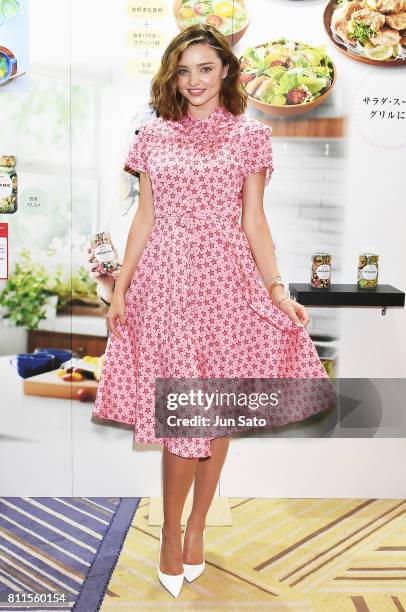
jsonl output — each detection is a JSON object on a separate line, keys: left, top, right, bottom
{"left": 382, "top": 305, "right": 387, "bottom": 316}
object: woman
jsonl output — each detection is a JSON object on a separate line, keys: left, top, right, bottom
{"left": 92, "top": 24, "right": 334, "bottom": 598}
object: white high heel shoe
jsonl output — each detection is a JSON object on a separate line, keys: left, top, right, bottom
{"left": 156, "top": 526, "right": 184, "bottom": 597}
{"left": 183, "top": 527, "right": 206, "bottom": 582}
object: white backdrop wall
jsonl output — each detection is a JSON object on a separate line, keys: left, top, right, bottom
{"left": 1, "top": 0, "right": 405, "bottom": 497}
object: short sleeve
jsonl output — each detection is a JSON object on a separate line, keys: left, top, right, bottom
{"left": 124, "top": 124, "right": 149, "bottom": 175}
{"left": 243, "top": 123, "right": 274, "bottom": 184}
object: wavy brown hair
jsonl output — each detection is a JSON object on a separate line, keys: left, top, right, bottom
{"left": 150, "top": 24, "right": 247, "bottom": 121}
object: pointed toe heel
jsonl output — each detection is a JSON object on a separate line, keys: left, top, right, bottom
{"left": 183, "top": 528, "right": 206, "bottom": 582}
{"left": 156, "top": 526, "right": 184, "bottom": 598}
{"left": 183, "top": 559, "right": 205, "bottom": 582}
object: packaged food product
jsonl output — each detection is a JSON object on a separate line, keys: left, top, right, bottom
{"left": 0, "top": 155, "right": 17, "bottom": 214}
{"left": 358, "top": 253, "right": 379, "bottom": 288}
{"left": 311, "top": 252, "right": 331, "bottom": 288}
{"left": 89, "top": 231, "right": 120, "bottom": 276}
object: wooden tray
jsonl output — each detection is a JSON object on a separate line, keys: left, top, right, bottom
{"left": 23, "top": 368, "right": 98, "bottom": 400}
{"left": 323, "top": 0, "right": 406, "bottom": 66}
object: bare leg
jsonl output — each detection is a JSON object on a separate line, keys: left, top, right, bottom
{"left": 182, "top": 436, "right": 230, "bottom": 564}
{"left": 160, "top": 446, "right": 198, "bottom": 574}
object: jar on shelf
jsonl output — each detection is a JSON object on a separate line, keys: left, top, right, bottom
{"left": 311, "top": 252, "right": 331, "bottom": 288}
{"left": 358, "top": 253, "right": 378, "bottom": 288}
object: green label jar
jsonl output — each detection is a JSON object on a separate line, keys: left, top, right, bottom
{"left": 0, "top": 155, "right": 17, "bottom": 214}
{"left": 358, "top": 253, "right": 379, "bottom": 288}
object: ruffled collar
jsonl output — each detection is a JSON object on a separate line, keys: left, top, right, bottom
{"left": 169, "top": 104, "right": 238, "bottom": 135}
{"left": 181, "top": 104, "right": 229, "bottom": 125}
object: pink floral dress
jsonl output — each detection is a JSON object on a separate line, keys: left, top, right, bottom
{"left": 92, "top": 104, "right": 334, "bottom": 458}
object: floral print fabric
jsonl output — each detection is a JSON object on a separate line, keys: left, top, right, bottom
{"left": 92, "top": 105, "right": 333, "bottom": 458}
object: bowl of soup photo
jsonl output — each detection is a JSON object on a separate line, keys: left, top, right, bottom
{"left": 174, "top": 0, "right": 251, "bottom": 45}
{"left": 0, "top": 46, "right": 17, "bottom": 85}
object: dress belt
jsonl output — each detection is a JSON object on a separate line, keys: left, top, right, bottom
{"left": 153, "top": 211, "right": 299, "bottom": 333}
{"left": 154, "top": 211, "right": 240, "bottom": 227}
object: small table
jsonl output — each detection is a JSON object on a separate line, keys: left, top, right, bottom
{"left": 289, "top": 283, "right": 405, "bottom": 316}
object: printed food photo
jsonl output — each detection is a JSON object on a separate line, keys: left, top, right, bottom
{"left": 239, "top": 39, "right": 336, "bottom": 116}
{"left": 0, "top": 0, "right": 20, "bottom": 25}
{"left": 0, "top": 45, "right": 17, "bottom": 85}
{"left": 174, "top": 0, "right": 251, "bottom": 43}
{"left": 325, "top": 0, "right": 406, "bottom": 64}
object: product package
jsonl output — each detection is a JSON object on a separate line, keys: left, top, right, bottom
{"left": 0, "top": 155, "right": 17, "bottom": 214}
{"left": 89, "top": 231, "right": 120, "bottom": 276}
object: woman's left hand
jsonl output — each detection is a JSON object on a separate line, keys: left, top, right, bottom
{"left": 277, "top": 297, "right": 310, "bottom": 328}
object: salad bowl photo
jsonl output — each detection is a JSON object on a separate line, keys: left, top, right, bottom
{"left": 239, "top": 39, "right": 337, "bottom": 117}
{"left": 173, "top": 0, "right": 251, "bottom": 45}
{"left": 324, "top": 0, "right": 406, "bottom": 66}
{"left": 0, "top": 46, "right": 17, "bottom": 85}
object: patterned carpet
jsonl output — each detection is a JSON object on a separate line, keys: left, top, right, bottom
{"left": 100, "top": 497, "right": 406, "bottom": 612}
{"left": 1, "top": 497, "right": 406, "bottom": 611}
{"left": 0, "top": 497, "right": 140, "bottom": 611}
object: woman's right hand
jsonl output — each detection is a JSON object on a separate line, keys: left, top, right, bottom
{"left": 107, "top": 292, "right": 127, "bottom": 342}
